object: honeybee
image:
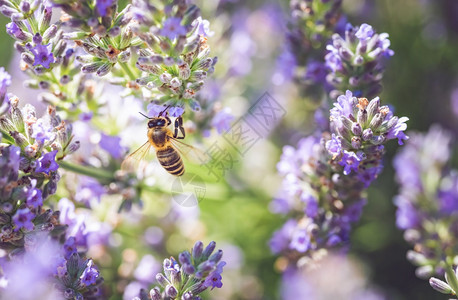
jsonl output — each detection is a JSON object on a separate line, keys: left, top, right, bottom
{"left": 122, "top": 109, "right": 205, "bottom": 176}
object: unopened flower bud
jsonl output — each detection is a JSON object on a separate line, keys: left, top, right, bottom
{"left": 406, "top": 250, "right": 429, "bottom": 265}
{"left": 20, "top": 1, "right": 30, "bottom": 13}
{"left": 370, "top": 135, "right": 385, "bottom": 145}
{"left": 82, "top": 62, "right": 103, "bottom": 73}
{"left": 351, "top": 122, "right": 362, "bottom": 136}
{"left": 357, "top": 109, "right": 367, "bottom": 126}
{"left": 351, "top": 136, "right": 362, "bottom": 149}
{"left": 54, "top": 40, "right": 67, "bottom": 57}
{"left": 178, "top": 62, "right": 191, "bottom": 80}
{"left": 192, "top": 241, "right": 204, "bottom": 260}
{"left": 366, "top": 97, "right": 380, "bottom": 120}
{"left": 362, "top": 128, "right": 373, "bottom": 141}
{"left": 160, "top": 72, "right": 172, "bottom": 83}
{"left": 39, "top": 81, "right": 50, "bottom": 89}
{"left": 429, "top": 278, "right": 454, "bottom": 295}
{"left": 108, "top": 26, "right": 121, "bottom": 37}
{"left": 369, "top": 112, "right": 384, "bottom": 130}
{"left": 416, "top": 265, "right": 434, "bottom": 279}
{"left": 183, "top": 263, "right": 195, "bottom": 275}
{"left": 209, "top": 249, "right": 223, "bottom": 263}
{"left": 43, "top": 25, "right": 58, "bottom": 40}
{"left": 21, "top": 52, "right": 34, "bottom": 65}
{"left": 165, "top": 285, "right": 177, "bottom": 298}
{"left": 96, "top": 63, "right": 112, "bottom": 77}
{"left": 155, "top": 273, "right": 168, "bottom": 287}
{"left": 179, "top": 251, "right": 192, "bottom": 265}
{"left": 170, "top": 77, "right": 181, "bottom": 88}
{"left": 149, "top": 287, "right": 161, "bottom": 300}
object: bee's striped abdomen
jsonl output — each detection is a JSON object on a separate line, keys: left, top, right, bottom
{"left": 156, "top": 146, "right": 184, "bottom": 176}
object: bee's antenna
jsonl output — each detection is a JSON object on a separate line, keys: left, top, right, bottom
{"left": 138, "top": 112, "right": 149, "bottom": 119}
{"left": 159, "top": 105, "right": 171, "bottom": 117}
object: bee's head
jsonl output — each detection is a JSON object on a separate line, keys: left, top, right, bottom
{"left": 148, "top": 117, "right": 169, "bottom": 128}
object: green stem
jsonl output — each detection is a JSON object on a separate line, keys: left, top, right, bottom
{"left": 0, "top": 130, "right": 15, "bottom": 144}
{"left": 139, "top": 184, "right": 164, "bottom": 194}
{"left": 178, "top": 274, "right": 195, "bottom": 297}
{"left": 27, "top": 14, "right": 39, "bottom": 34}
{"left": 118, "top": 61, "right": 137, "bottom": 81}
{"left": 59, "top": 160, "right": 114, "bottom": 182}
{"left": 445, "top": 262, "right": 458, "bottom": 295}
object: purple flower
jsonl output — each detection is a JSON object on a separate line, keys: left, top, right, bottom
{"left": 343, "top": 199, "right": 367, "bottom": 223}
{"left": 100, "top": 133, "right": 125, "bottom": 159}
{"left": 339, "top": 150, "right": 363, "bottom": 175}
{"left": 330, "top": 90, "right": 357, "bottom": 120}
{"left": 304, "top": 61, "right": 327, "bottom": 83}
{"left": 358, "top": 164, "right": 383, "bottom": 187}
{"left": 6, "top": 22, "right": 26, "bottom": 40}
{"left": 270, "top": 219, "right": 296, "bottom": 254}
{"left": 58, "top": 197, "right": 76, "bottom": 225}
{"left": 80, "top": 259, "right": 100, "bottom": 286}
{"left": 164, "top": 257, "right": 180, "bottom": 273}
{"left": 30, "top": 43, "right": 55, "bottom": 69}
{"left": 301, "top": 194, "right": 319, "bottom": 218}
{"left": 325, "top": 134, "right": 342, "bottom": 158}
{"left": 96, "top": 0, "right": 115, "bottom": 17}
{"left": 63, "top": 237, "right": 77, "bottom": 259}
{"left": 324, "top": 47, "right": 342, "bottom": 72}
{"left": 192, "top": 17, "right": 214, "bottom": 37}
{"left": 13, "top": 208, "right": 35, "bottom": 231}
{"left": 386, "top": 116, "right": 409, "bottom": 145}
{"left": 35, "top": 150, "right": 59, "bottom": 174}
{"left": 203, "top": 261, "right": 226, "bottom": 290}
{"left": 68, "top": 215, "right": 88, "bottom": 248}
{"left": 26, "top": 188, "right": 43, "bottom": 208}
{"left": 326, "top": 235, "right": 342, "bottom": 247}
{"left": 290, "top": 228, "right": 310, "bottom": 253}
{"left": 168, "top": 106, "right": 184, "bottom": 117}
{"left": 211, "top": 108, "right": 234, "bottom": 134}
{"left": 355, "top": 23, "right": 375, "bottom": 41}
{"left": 161, "top": 17, "right": 186, "bottom": 40}
{"left": 31, "top": 119, "right": 54, "bottom": 144}
{"left": 147, "top": 103, "right": 166, "bottom": 117}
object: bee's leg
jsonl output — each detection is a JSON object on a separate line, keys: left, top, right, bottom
{"left": 165, "top": 116, "right": 171, "bottom": 126}
{"left": 174, "top": 116, "right": 186, "bottom": 139}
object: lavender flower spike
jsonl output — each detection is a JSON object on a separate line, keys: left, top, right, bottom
{"left": 393, "top": 125, "right": 458, "bottom": 290}
{"left": 134, "top": 241, "right": 226, "bottom": 299}
{"left": 270, "top": 90, "right": 408, "bottom": 268}
{"left": 325, "top": 23, "right": 394, "bottom": 98}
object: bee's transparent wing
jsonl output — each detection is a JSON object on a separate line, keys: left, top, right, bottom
{"left": 169, "top": 137, "right": 210, "bottom": 165}
{"left": 121, "top": 141, "right": 152, "bottom": 172}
